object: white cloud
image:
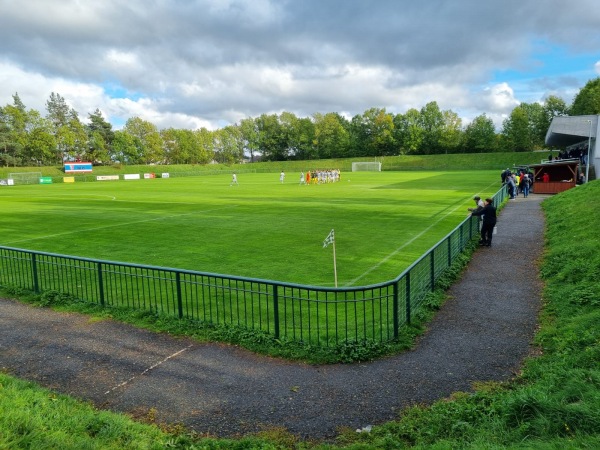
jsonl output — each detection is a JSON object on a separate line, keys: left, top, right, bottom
{"left": 1, "top": 0, "right": 599, "bottom": 131}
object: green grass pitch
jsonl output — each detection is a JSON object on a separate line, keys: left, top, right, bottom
{"left": 0, "top": 170, "right": 500, "bottom": 287}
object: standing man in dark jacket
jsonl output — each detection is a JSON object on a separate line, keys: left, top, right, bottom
{"left": 470, "top": 198, "right": 497, "bottom": 247}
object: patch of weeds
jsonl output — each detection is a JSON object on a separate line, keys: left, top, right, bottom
{"left": 331, "top": 339, "right": 393, "bottom": 363}
{"left": 37, "top": 290, "right": 75, "bottom": 307}
{"left": 252, "top": 426, "right": 298, "bottom": 449}
{"left": 567, "top": 282, "right": 600, "bottom": 306}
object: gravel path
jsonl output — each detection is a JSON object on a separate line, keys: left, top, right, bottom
{"left": 0, "top": 194, "right": 545, "bottom": 440}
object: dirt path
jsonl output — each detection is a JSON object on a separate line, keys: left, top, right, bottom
{"left": 0, "top": 195, "right": 545, "bottom": 439}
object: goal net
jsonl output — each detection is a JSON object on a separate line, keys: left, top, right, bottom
{"left": 8, "top": 172, "right": 43, "bottom": 185}
{"left": 352, "top": 162, "right": 381, "bottom": 172}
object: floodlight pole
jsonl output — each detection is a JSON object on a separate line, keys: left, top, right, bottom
{"left": 586, "top": 119, "right": 593, "bottom": 183}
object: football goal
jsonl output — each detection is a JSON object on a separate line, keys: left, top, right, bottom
{"left": 8, "top": 172, "right": 43, "bottom": 185}
{"left": 351, "top": 162, "right": 381, "bottom": 172}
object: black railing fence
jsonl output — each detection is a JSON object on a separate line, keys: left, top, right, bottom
{"left": 0, "top": 188, "right": 507, "bottom": 346}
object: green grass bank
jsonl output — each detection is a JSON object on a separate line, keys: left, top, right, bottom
{"left": 0, "top": 151, "right": 547, "bottom": 180}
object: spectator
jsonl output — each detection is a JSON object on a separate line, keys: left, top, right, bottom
{"left": 507, "top": 174, "right": 516, "bottom": 199}
{"left": 470, "top": 198, "right": 497, "bottom": 247}
{"left": 521, "top": 174, "right": 530, "bottom": 198}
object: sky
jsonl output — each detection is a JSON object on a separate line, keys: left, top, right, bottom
{"left": 1, "top": 0, "right": 600, "bottom": 131}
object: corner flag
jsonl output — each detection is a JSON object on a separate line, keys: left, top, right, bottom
{"left": 323, "top": 229, "right": 335, "bottom": 248}
{"left": 322, "top": 229, "right": 338, "bottom": 287}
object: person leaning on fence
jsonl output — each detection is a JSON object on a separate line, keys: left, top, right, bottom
{"left": 468, "top": 195, "right": 485, "bottom": 212}
{"left": 470, "top": 198, "right": 497, "bottom": 247}
{"left": 468, "top": 195, "right": 485, "bottom": 229}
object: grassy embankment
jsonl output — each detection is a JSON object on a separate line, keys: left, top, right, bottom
{"left": 0, "top": 151, "right": 546, "bottom": 180}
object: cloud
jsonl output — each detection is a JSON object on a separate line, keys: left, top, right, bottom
{"left": 1, "top": 0, "right": 599, "bottom": 131}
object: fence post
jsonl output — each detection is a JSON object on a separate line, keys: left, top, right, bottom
{"left": 31, "top": 253, "right": 39, "bottom": 293}
{"left": 272, "top": 284, "right": 280, "bottom": 339}
{"left": 430, "top": 251, "right": 435, "bottom": 291}
{"left": 447, "top": 235, "right": 452, "bottom": 266}
{"left": 97, "top": 262, "right": 105, "bottom": 306}
{"left": 176, "top": 272, "right": 183, "bottom": 319}
{"left": 393, "top": 281, "right": 399, "bottom": 338}
{"left": 405, "top": 271, "right": 411, "bottom": 325}
{"left": 470, "top": 215, "right": 473, "bottom": 239}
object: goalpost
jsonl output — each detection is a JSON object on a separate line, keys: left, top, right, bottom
{"left": 351, "top": 162, "right": 381, "bottom": 172}
{"left": 8, "top": 172, "right": 43, "bottom": 185}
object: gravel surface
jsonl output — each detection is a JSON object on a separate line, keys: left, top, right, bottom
{"left": 0, "top": 194, "right": 545, "bottom": 440}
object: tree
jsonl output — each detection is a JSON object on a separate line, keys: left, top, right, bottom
{"left": 349, "top": 108, "right": 395, "bottom": 157}
{"left": 463, "top": 114, "right": 497, "bottom": 153}
{"left": 279, "top": 112, "right": 315, "bottom": 161}
{"left": 541, "top": 95, "right": 569, "bottom": 148}
{"left": 213, "top": 125, "right": 243, "bottom": 164}
{"left": 45, "top": 92, "right": 87, "bottom": 163}
{"left": 501, "top": 106, "right": 531, "bottom": 152}
{"left": 291, "top": 116, "right": 316, "bottom": 160}
{"left": 418, "top": 102, "right": 444, "bottom": 154}
{"left": 123, "top": 117, "right": 163, "bottom": 164}
{"left": 191, "top": 128, "right": 215, "bottom": 164}
{"left": 519, "top": 102, "right": 546, "bottom": 149}
{"left": 86, "top": 109, "right": 114, "bottom": 164}
{"left": 570, "top": 77, "right": 600, "bottom": 115}
{"left": 439, "top": 110, "right": 463, "bottom": 154}
{"left": 255, "top": 114, "right": 288, "bottom": 161}
{"left": 112, "top": 130, "right": 139, "bottom": 164}
{"left": 161, "top": 128, "right": 190, "bottom": 164}
{"left": 45, "top": 92, "right": 70, "bottom": 130}
{"left": 0, "top": 93, "right": 29, "bottom": 166}
{"left": 393, "top": 109, "right": 423, "bottom": 154}
{"left": 239, "top": 117, "right": 260, "bottom": 162}
{"left": 313, "top": 112, "right": 350, "bottom": 159}
{"left": 20, "top": 110, "right": 56, "bottom": 165}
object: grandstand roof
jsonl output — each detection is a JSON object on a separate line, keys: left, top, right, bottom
{"left": 545, "top": 115, "right": 598, "bottom": 147}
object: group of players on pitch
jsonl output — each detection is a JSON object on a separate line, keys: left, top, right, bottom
{"left": 299, "top": 169, "right": 341, "bottom": 185}
{"left": 231, "top": 169, "right": 341, "bottom": 186}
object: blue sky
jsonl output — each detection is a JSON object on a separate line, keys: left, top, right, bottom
{"left": 491, "top": 41, "right": 599, "bottom": 101}
{"left": 1, "top": 0, "right": 599, "bottom": 130}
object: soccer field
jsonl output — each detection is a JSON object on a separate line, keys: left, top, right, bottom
{"left": 0, "top": 170, "right": 500, "bottom": 287}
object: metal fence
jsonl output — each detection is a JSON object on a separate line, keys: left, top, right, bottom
{"left": 0, "top": 188, "right": 506, "bottom": 346}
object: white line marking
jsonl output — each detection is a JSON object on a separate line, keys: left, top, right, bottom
{"left": 345, "top": 182, "right": 498, "bottom": 286}
{"left": 104, "top": 344, "right": 193, "bottom": 395}
{"left": 4, "top": 205, "right": 239, "bottom": 245}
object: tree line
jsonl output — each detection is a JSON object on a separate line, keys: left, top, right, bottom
{"left": 1, "top": 78, "right": 599, "bottom": 167}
